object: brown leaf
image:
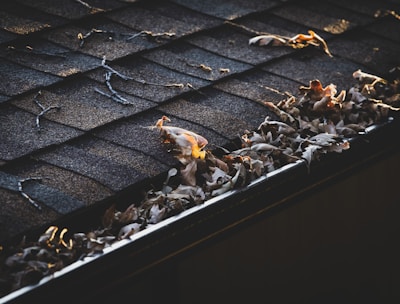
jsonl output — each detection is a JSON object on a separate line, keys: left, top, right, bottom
{"left": 102, "top": 204, "right": 116, "bottom": 229}
{"left": 180, "top": 159, "right": 198, "bottom": 186}
{"left": 118, "top": 204, "right": 138, "bottom": 224}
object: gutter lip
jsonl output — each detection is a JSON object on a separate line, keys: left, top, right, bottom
{"left": 0, "top": 117, "right": 397, "bottom": 303}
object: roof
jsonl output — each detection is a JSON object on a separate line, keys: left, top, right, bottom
{"left": 1, "top": 0, "right": 400, "bottom": 244}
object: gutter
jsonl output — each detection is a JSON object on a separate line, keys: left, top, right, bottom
{"left": 1, "top": 116, "right": 398, "bottom": 303}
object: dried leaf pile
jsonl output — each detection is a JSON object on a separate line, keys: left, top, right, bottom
{"left": 1, "top": 70, "right": 399, "bottom": 296}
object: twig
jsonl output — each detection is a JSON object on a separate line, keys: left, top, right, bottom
{"left": 186, "top": 83, "right": 207, "bottom": 96}
{"left": 369, "top": 98, "right": 400, "bottom": 111}
{"left": 135, "top": 78, "right": 185, "bottom": 88}
{"left": 78, "top": 29, "right": 113, "bottom": 48}
{"left": 33, "top": 91, "right": 60, "bottom": 130}
{"left": 95, "top": 57, "right": 134, "bottom": 105}
{"left": 95, "top": 56, "right": 189, "bottom": 104}
{"left": 95, "top": 72, "right": 133, "bottom": 105}
{"left": 124, "top": 30, "right": 176, "bottom": 41}
{"left": 18, "top": 177, "right": 43, "bottom": 211}
{"left": 7, "top": 45, "right": 68, "bottom": 59}
{"left": 375, "top": 9, "right": 400, "bottom": 20}
{"left": 101, "top": 56, "right": 132, "bottom": 80}
{"left": 74, "top": 0, "right": 104, "bottom": 14}
{"left": 180, "top": 58, "right": 213, "bottom": 72}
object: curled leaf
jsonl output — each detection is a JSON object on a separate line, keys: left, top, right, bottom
{"left": 118, "top": 223, "right": 141, "bottom": 239}
{"left": 250, "top": 30, "right": 332, "bottom": 57}
{"left": 155, "top": 116, "right": 208, "bottom": 162}
{"left": 249, "top": 35, "right": 286, "bottom": 46}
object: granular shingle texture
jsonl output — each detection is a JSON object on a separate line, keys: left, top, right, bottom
{"left": 0, "top": 0, "right": 399, "bottom": 244}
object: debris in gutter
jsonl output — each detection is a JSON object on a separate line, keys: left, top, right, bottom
{"left": 33, "top": 91, "right": 61, "bottom": 130}
{"left": 1, "top": 70, "right": 399, "bottom": 297}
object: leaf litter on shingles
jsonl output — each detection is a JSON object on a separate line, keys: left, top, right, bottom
{"left": 225, "top": 21, "right": 332, "bottom": 57}
{"left": 249, "top": 29, "right": 333, "bottom": 57}
{"left": 1, "top": 70, "right": 399, "bottom": 296}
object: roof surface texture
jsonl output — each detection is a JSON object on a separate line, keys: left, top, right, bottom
{"left": 1, "top": 0, "right": 400, "bottom": 242}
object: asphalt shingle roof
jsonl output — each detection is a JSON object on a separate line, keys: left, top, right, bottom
{"left": 0, "top": 0, "right": 399, "bottom": 246}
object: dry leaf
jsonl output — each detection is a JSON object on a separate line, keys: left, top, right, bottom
{"left": 249, "top": 34, "right": 286, "bottom": 46}
{"left": 155, "top": 116, "right": 208, "bottom": 162}
{"left": 249, "top": 30, "right": 332, "bottom": 57}
{"left": 118, "top": 223, "right": 141, "bottom": 239}
{"left": 180, "top": 159, "right": 198, "bottom": 186}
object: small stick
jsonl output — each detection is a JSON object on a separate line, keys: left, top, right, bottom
{"left": 94, "top": 87, "right": 132, "bottom": 105}
{"left": 7, "top": 45, "right": 68, "bottom": 59}
{"left": 33, "top": 91, "right": 60, "bottom": 130}
{"left": 78, "top": 29, "right": 112, "bottom": 48}
{"left": 134, "top": 78, "right": 185, "bottom": 88}
{"left": 74, "top": 0, "right": 104, "bottom": 13}
{"left": 101, "top": 56, "right": 132, "bottom": 80}
{"left": 18, "top": 177, "right": 42, "bottom": 210}
{"left": 124, "top": 30, "right": 175, "bottom": 41}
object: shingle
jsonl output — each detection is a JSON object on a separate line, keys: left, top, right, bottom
{"left": 14, "top": 177, "right": 85, "bottom": 214}
{"left": 93, "top": 110, "right": 227, "bottom": 164}
{"left": 327, "top": 0, "right": 400, "bottom": 17}
{"left": 271, "top": 1, "right": 372, "bottom": 35}
{"left": 214, "top": 70, "right": 300, "bottom": 103}
{"left": 328, "top": 31, "right": 400, "bottom": 76}
{"left": 36, "top": 138, "right": 167, "bottom": 192}
{"left": 106, "top": 5, "right": 203, "bottom": 39}
{"left": 0, "top": 170, "right": 85, "bottom": 217}
{"left": 1, "top": 38, "right": 100, "bottom": 77}
{"left": 0, "top": 104, "right": 84, "bottom": 161}
{"left": 366, "top": 15, "right": 400, "bottom": 43}
{"left": 14, "top": 0, "right": 122, "bottom": 20}
{"left": 2, "top": 1, "right": 68, "bottom": 29}
{"left": 3, "top": 161, "right": 114, "bottom": 206}
{"left": 233, "top": 14, "right": 310, "bottom": 38}
{"left": 41, "top": 20, "right": 158, "bottom": 61}
{"left": 91, "top": 111, "right": 181, "bottom": 166}
{"left": 170, "top": 0, "right": 279, "bottom": 20}
{"left": 11, "top": 76, "right": 156, "bottom": 131}
{"left": 142, "top": 42, "right": 252, "bottom": 81}
{"left": 261, "top": 53, "right": 369, "bottom": 89}
{"left": 85, "top": 58, "right": 209, "bottom": 103}
{"left": 73, "top": 136, "right": 170, "bottom": 179}
{"left": 0, "top": 188, "right": 59, "bottom": 243}
{"left": 0, "top": 94, "right": 10, "bottom": 104}
{"left": 186, "top": 25, "right": 291, "bottom": 65}
{"left": 158, "top": 89, "right": 273, "bottom": 139}
{"left": 0, "top": 11, "right": 52, "bottom": 35}
{"left": 0, "top": 28, "right": 17, "bottom": 44}
{"left": 0, "top": 58, "right": 61, "bottom": 96}
{"left": 0, "top": 171, "right": 20, "bottom": 192}
{"left": 144, "top": 2, "right": 222, "bottom": 31}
